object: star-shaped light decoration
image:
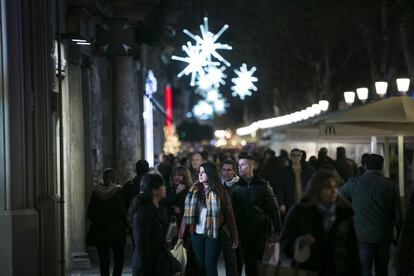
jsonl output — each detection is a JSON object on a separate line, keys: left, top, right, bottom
{"left": 172, "top": 42, "right": 219, "bottom": 86}
{"left": 184, "top": 17, "right": 232, "bottom": 66}
{"left": 193, "top": 100, "right": 214, "bottom": 120}
{"left": 196, "top": 65, "right": 227, "bottom": 92}
{"left": 172, "top": 17, "right": 232, "bottom": 87}
{"left": 231, "top": 63, "right": 258, "bottom": 100}
{"left": 213, "top": 97, "right": 228, "bottom": 115}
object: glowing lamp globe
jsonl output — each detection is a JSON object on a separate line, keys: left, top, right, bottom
{"left": 375, "top": 81, "right": 388, "bottom": 97}
{"left": 318, "top": 100, "right": 329, "bottom": 112}
{"left": 396, "top": 78, "right": 410, "bottom": 94}
{"left": 344, "top": 91, "right": 355, "bottom": 106}
{"left": 356, "top": 87, "right": 369, "bottom": 103}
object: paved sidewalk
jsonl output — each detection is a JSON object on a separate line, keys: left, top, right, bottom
{"left": 70, "top": 244, "right": 397, "bottom": 276}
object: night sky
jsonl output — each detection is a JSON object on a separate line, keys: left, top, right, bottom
{"left": 163, "top": 0, "right": 414, "bottom": 129}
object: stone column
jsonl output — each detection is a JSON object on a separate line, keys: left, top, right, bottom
{"left": 90, "top": 57, "right": 105, "bottom": 184}
{"left": 65, "top": 50, "right": 90, "bottom": 269}
{"left": 113, "top": 57, "right": 141, "bottom": 184}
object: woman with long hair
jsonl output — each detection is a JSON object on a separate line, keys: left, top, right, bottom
{"left": 166, "top": 165, "right": 193, "bottom": 230}
{"left": 178, "top": 162, "right": 239, "bottom": 276}
{"left": 131, "top": 172, "right": 179, "bottom": 276}
{"left": 280, "top": 170, "right": 361, "bottom": 276}
{"left": 86, "top": 168, "right": 126, "bottom": 276}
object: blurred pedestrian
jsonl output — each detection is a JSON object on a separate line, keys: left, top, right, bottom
{"left": 178, "top": 162, "right": 238, "bottom": 276}
{"left": 220, "top": 159, "right": 242, "bottom": 276}
{"left": 156, "top": 153, "right": 173, "bottom": 184}
{"left": 278, "top": 149, "right": 315, "bottom": 215}
{"left": 220, "top": 159, "right": 239, "bottom": 193}
{"left": 123, "top": 160, "right": 150, "bottom": 211}
{"left": 165, "top": 165, "right": 193, "bottom": 243}
{"left": 339, "top": 154, "right": 401, "bottom": 276}
{"left": 357, "top": 153, "right": 370, "bottom": 176}
{"left": 316, "top": 147, "right": 334, "bottom": 169}
{"left": 232, "top": 155, "right": 281, "bottom": 276}
{"left": 334, "top": 147, "right": 357, "bottom": 182}
{"left": 395, "top": 189, "right": 414, "bottom": 276}
{"left": 189, "top": 152, "right": 204, "bottom": 183}
{"left": 86, "top": 168, "right": 126, "bottom": 276}
{"left": 280, "top": 170, "right": 361, "bottom": 276}
{"left": 131, "top": 173, "right": 179, "bottom": 276}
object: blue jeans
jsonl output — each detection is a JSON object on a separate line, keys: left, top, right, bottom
{"left": 358, "top": 243, "right": 390, "bottom": 276}
{"left": 191, "top": 233, "right": 222, "bottom": 276}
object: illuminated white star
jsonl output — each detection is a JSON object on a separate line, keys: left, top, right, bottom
{"left": 193, "top": 100, "right": 214, "bottom": 120}
{"left": 231, "top": 63, "right": 258, "bottom": 100}
{"left": 206, "top": 89, "right": 219, "bottom": 102}
{"left": 196, "top": 65, "right": 227, "bottom": 91}
{"left": 184, "top": 17, "right": 232, "bottom": 66}
{"left": 172, "top": 42, "right": 219, "bottom": 86}
{"left": 213, "top": 97, "right": 228, "bottom": 115}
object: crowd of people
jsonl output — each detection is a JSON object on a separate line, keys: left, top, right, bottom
{"left": 85, "top": 146, "right": 414, "bottom": 276}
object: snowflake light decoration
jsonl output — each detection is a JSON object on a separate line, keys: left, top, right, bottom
{"left": 196, "top": 65, "right": 227, "bottom": 91}
{"left": 172, "top": 17, "right": 232, "bottom": 87}
{"left": 184, "top": 17, "right": 232, "bottom": 66}
{"left": 171, "top": 42, "right": 219, "bottom": 86}
{"left": 213, "top": 97, "right": 228, "bottom": 115}
{"left": 193, "top": 100, "right": 214, "bottom": 120}
{"left": 231, "top": 63, "right": 258, "bottom": 100}
{"left": 203, "top": 89, "right": 228, "bottom": 115}
{"left": 206, "top": 89, "right": 220, "bottom": 102}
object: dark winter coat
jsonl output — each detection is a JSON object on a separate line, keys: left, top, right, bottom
{"left": 164, "top": 185, "right": 188, "bottom": 232}
{"left": 86, "top": 184, "right": 127, "bottom": 247}
{"left": 280, "top": 198, "right": 361, "bottom": 276}
{"left": 278, "top": 164, "right": 315, "bottom": 211}
{"left": 231, "top": 175, "right": 281, "bottom": 237}
{"left": 132, "top": 203, "right": 175, "bottom": 276}
{"left": 339, "top": 170, "right": 401, "bottom": 243}
{"left": 395, "top": 190, "right": 414, "bottom": 275}
{"left": 123, "top": 175, "right": 144, "bottom": 210}
{"left": 334, "top": 158, "right": 357, "bottom": 182}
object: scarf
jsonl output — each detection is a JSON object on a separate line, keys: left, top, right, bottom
{"left": 316, "top": 203, "right": 337, "bottom": 233}
{"left": 183, "top": 185, "right": 221, "bottom": 239}
{"left": 221, "top": 175, "right": 240, "bottom": 188}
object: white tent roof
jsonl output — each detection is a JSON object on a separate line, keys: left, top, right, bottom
{"left": 323, "top": 96, "right": 414, "bottom": 124}
{"left": 316, "top": 96, "right": 414, "bottom": 137}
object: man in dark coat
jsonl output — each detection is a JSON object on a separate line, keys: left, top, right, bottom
{"left": 278, "top": 148, "right": 315, "bottom": 215}
{"left": 220, "top": 159, "right": 242, "bottom": 276}
{"left": 339, "top": 154, "right": 401, "bottom": 276}
{"left": 334, "top": 147, "right": 357, "bottom": 182}
{"left": 123, "top": 159, "right": 150, "bottom": 210}
{"left": 231, "top": 155, "right": 281, "bottom": 276}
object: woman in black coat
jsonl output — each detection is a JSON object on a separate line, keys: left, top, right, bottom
{"left": 280, "top": 170, "right": 361, "bottom": 276}
{"left": 86, "top": 168, "right": 126, "bottom": 276}
{"left": 131, "top": 172, "right": 179, "bottom": 276}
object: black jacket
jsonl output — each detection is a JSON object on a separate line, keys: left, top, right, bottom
{"left": 231, "top": 175, "right": 281, "bottom": 237}
{"left": 86, "top": 185, "right": 126, "bottom": 247}
{"left": 280, "top": 198, "right": 361, "bottom": 276}
{"left": 278, "top": 164, "right": 315, "bottom": 211}
{"left": 132, "top": 203, "right": 174, "bottom": 276}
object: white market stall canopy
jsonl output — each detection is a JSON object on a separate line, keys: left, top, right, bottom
{"left": 317, "top": 96, "right": 414, "bottom": 137}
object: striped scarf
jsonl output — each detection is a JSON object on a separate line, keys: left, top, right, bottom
{"left": 183, "top": 184, "right": 221, "bottom": 239}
